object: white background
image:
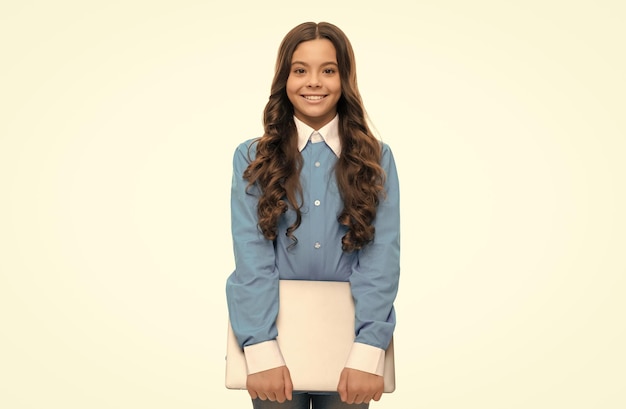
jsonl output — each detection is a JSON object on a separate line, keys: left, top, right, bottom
{"left": 1, "top": 1, "right": 625, "bottom": 408}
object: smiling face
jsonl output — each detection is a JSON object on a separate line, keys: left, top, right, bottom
{"left": 286, "top": 38, "right": 342, "bottom": 130}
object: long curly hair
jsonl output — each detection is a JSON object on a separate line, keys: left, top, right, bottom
{"left": 244, "top": 22, "right": 385, "bottom": 252}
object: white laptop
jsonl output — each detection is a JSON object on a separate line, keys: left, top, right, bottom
{"left": 225, "top": 279, "right": 396, "bottom": 393}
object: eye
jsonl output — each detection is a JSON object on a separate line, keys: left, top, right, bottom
{"left": 293, "top": 68, "right": 306, "bottom": 74}
{"left": 323, "top": 68, "right": 336, "bottom": 74}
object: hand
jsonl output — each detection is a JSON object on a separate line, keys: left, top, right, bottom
{"left": 246, "top": 366, "right": 293, "bottom": 403}
{"left": 337, "top": 367, "right": 384, "bottom": 404}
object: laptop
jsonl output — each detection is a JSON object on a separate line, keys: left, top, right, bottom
{"left": 225, "top": 279, "right": 396, "bottom": 393}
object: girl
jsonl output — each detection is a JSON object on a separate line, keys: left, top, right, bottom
{"left": 226, "top": 22, "right": 400, "bottom": 409}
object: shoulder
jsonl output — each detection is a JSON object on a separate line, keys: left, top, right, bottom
{"left": 380, "top": 141, "right": 393, "bottom": 156}
{"left": 379, "top": 141, "right": 397, "bottom": 169}
{"left": 233, "top": 137, "right": 261, "bottom": 164}
{"left": 235, "top": 137, "right": 261, "bottom": 155}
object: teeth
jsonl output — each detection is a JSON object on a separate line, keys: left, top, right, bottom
{"left": 304, "top": 95, "right": 324, "bottom": 100}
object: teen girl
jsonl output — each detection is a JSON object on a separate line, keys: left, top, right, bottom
{"left": 226, "top": 22, "right": 400, "bottom": 409}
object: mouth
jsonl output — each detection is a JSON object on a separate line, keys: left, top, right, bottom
{"left": 302, "top": 95, "right": 326, "bottom": 101}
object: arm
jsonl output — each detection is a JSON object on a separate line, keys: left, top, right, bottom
{"left": 338, "top": 143, "right": 401, "bottom": 403}
{"left": 225, "top": 141, "right": 292, "bottom": 401}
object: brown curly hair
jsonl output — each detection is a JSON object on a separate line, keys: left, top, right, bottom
{"left": 244, "top": 22, "right": 385, "bottom": 252}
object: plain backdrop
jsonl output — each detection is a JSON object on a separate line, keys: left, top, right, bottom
{"left": 1, "top": 1, "right": 625, "bottom": 408}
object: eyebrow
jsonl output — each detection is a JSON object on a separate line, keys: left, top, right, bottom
{"left": 291, "top": 61, "right": 338, "bottom": 67}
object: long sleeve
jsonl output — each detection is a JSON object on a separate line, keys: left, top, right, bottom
{"left": 345, "top": 143, "right": 401, "bottom": 375}
{"left": 225, "top": 140, "right": 285, "bottom": 373}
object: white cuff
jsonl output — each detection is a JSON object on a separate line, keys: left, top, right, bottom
{"left": 243, "top": 340, "right": 286, "bottom": 375}
{"left": 344, "top": 342, "right": 385, "bottom": 376}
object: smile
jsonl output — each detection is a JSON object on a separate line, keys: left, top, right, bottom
{"left": 303, "top": 95, "right": 326, "bottom": 101}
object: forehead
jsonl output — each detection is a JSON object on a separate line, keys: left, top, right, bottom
{"left": 291, "top": 38, "right": 337, "bottom": 64}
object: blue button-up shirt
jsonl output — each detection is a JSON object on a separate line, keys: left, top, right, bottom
{"left": 226, "top": 116, "right": 400, "bottom": 374}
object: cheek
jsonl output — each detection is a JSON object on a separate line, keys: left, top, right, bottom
{"left": 286, "top": 80, "right": 298, "bottom": 102}
{"left": 286, "top": 75, "right": 302, "bottom": 91}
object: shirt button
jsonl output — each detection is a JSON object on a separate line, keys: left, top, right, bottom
{"left": 314, "top": 161, "right": 321, "bottom": 167}
{"left": 314, "top": 242, "right": 321, "bottom": 249}
{"left": 314, "top": 200, "right": 321, "bottom": 206}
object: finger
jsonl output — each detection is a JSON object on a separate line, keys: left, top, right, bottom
{"left": 373, "top": 390, "right": 384, "bottom": 401}
{"left": 274, "top": 389, "right": 286, "bottom": 403}
{"left": 266, "top": 392, "right": 276, "bottom": 402}
{"left": 346, "top": 389, "right": 357, "bottom": 405}
{"left": 283, "top": 367, "right": 293, "bottom": 401}
{"left": 337, "top": 370, "right": 348, "bottom": 402}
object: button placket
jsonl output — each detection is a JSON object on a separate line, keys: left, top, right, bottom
{"left": 310, "top": 147, "right": 324, "bottom": 252}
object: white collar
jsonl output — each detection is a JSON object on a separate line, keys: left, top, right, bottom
{"left": 294, "top": 114, "right": 341, "bottom": 157}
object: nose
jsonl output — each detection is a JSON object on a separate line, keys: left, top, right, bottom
{"left": 307, "top": 73, "right": 321, "bottom": 87}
